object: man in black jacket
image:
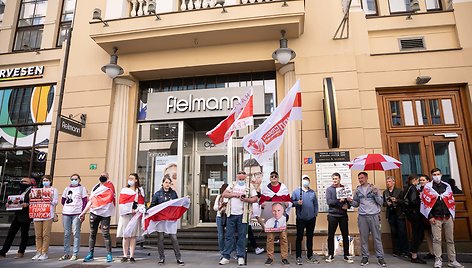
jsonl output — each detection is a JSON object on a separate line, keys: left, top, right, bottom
{"left": 0, "top": 178, "right": 33, "bottom": 258}
{"left": 382, "top": 176, "right": 409, "bottom": 258}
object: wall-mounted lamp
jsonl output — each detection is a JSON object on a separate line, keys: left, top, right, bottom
{"left": 272, "top": 30, "right": 296, "bottom": 65}
{"left": 216, "top": 0, "right": 227, "bottom": 13}
{"left": 406, "top": 0, "right": 420, "bottom": 20}
{"left": 92, "top": 8, "right": 109, "bottom": 26}
{"left": 101, "top": 47, "right": 124, "bottom": 79}
{"left": 416, "top": 75, "right": 431, "bottom": 84}
{"left": 147, "top": 1, "right": 161, "bottom": 20}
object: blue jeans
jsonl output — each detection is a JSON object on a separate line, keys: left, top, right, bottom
{"left": 222, "top": 214, "right": 247, "bottom": 259}
{"left": 216, "top": 216, "right": 225, "bottom": 255}
{"left": 63, "top": 215, "right": 81, "bottom": 256}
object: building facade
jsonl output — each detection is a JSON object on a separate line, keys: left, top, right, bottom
{"left": 1, "top": 0, "right": 471, "bottom": 247}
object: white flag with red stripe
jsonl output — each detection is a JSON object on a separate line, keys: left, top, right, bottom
{"left": 242, "top": 80, "right": 302, "bottom": 165}
{"left": 90, "top": 181, "right": 115, "bottom": 217}
{"left": 206, "top": 88, "right": 254, "bottom": 145}
{"left": 142, "top": 197, "right": 190, "bottom": 235}
{"left": 119, "top": 187, "right": 145, "bottom": 216}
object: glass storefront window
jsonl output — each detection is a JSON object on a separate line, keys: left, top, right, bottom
{"left": 434, "top": 141, "right": 462, "bottom": 194}
{"left": 398, "top": 142, "right": 422, "bottom": 185}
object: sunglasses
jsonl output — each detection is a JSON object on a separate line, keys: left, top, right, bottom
{"left": 71, "top": 178, "right": 78, "bottom": 181}
{"left": 237, "top": 172, "right": 246, "bottom": 175}
{"left": 271, "top": 175, "right": 278, "bottom": 178}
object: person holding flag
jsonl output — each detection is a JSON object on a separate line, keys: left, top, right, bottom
{"left": 421, "top": 168, "right": 463, "bottom": 268}
{"left": 80, "top": 172, "right": 116, "bottom": 263}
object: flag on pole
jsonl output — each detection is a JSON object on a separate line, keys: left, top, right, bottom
{"left": 206, "top": 88, "right": 254, "bottom": 145}
{"left": 142, "top": 197, "right": 190, "bottom": 235}
{"left": 242, "top": 80, "right": 302, "bottom": 165}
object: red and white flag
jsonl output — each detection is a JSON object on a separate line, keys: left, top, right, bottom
{"left": 420, "top": 181, "right": 455, "bottom": 219}
{"left": 242, "top": 80, "right": 302, "bottom": 165}
{"left": 90, "top": 181, "right": 115, "bottom": 217}
{"left": 119, "top": 187, "right": 145, "bottom": 216}
{"left": 206, "top": 88, "right": 254, "bottom": 145}
{"left": 142, "top": 197, "right": 190, "bottom": 235}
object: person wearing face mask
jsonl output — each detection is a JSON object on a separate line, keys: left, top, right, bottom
{"left": 149, "top": 175, "right": 184, "bottom": 265}
{"left": 219, "top": 171, "right": 258, "bottom": 266}
{"left": 291, "top": 174, "right": 319, "bottom": 265}
{"left": 421, "top": 168, "right": 463, "bottom": 268}
{"left": 418, "top": 175, "right": 434, "bottom": 260}
{"left": 402, "top": 174, "right": 426, "bottom": 264}
{"left": 31, "top": 175, "right": 58, "bottom": 261}
{"left": 325, "top": 172, "right": 354, "bottom": 264}
{"left": 117, "top": 173, "right": 145, "bottom": 263}
{"left": 59, "top": 174, "right": 88, "bottom": 261}
{"left": 79, "top": 172, "right": 116, "bottom": 263}
{"left": 0, "top": 178, "right": 33, "bottom": 259}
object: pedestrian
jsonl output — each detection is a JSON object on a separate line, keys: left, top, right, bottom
{"left": 325, "top": 172, "right": 354, "bottom": 264}
{"left": 59, "top": 173, "right": 88, "bottom": 261}
{"left": 150, "top": 175, "right": 185, "bottom": 265}
{"left": 382, "top": 176, "right": 409, "bottom": 259}
{"left": 418, "top": 174, "right": 434, "bottom": 259}
{"left": 259, "top": 171, "right": 291, "bottom": 266}
{"left": 291, "top": 174, "right": 319, "bottom": 265}
{"left": 219, "top": 171, "right": 258, "bottom": 266}
{"left": 117, "top": 173, "right": 145, "bottom": 263}
{"left": 0, "top": 178, "right": 34, "bottom": 259}
{"left": 31, "top": 175, "right": 58, "bottom": 261}
{"left": 349, "top": 172, "right": 386, "bottom": 267}
{"left": 403, "top": 174, "right": 427, "bottom": 264}
{"left": 421, "top": 168, "right": 464, "bottom": 268}
{"left": 79, "top": 172, "right": 116, "bottom": 263}
{"left": 214, "top": 183, "right": 229, "bottom": 258}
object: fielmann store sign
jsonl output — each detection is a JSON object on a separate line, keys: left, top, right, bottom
{"left": 0, "top": 66, "right": 44, "bottom": 82}
{"left": 147, "top": 86, "right": 266, "bottom": 120}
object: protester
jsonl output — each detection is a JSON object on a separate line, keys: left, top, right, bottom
{"left": 117, "top": 173, "right": 145, "bottom": 263}
{"left": 349, "top": 172, "right": 386, "bottom": 267}
{"left": 325, "top": 172, "right": 353, "bottom": 264}
{"left": 382, "top": 176, "right": 409, "bottom": 259}
{"left": 259, "top": 171, "right": 291, "bottom": 266}
{"left": 219, "top": 171, "right": 258, "bottom": 266}
{"left": 403, "top": 175, "right": 426, "bottom": 264}
{"left": 0, "top": 178, "right": 34, "bottom": 258}
{"left": 421, "top": 168, "right": 464, "bottom": 268}
{"left": 31, "top": 175, "right": 58, "bottom": 261}
{"left": 150, "top": 175, "right": 185, "bottom": 265}
{"left": 60, "top": 173, "right": 88, "bottom": 261}
{"left": 418, "top": 174, "right": 434, "bottom": 259}
{"left": 214, "top": 183, "right": 229, "bottom": 258}
{"left": 79, "top": 172, "right": 115, "bottom": 263}
{"left": 291, "top": 174, "right": 319, "bottom": 265}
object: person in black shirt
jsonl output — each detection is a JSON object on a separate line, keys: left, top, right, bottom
{"left": 403, "top": 175, "right": 426, "bottom": 264}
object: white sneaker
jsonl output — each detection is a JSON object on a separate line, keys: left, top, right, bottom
{"left": 448, "top": 261, "right": 464, "bottom": 268}
{"left": 255, "top": 247, "right": 265, "bottom": 255}
{"left": 31, "top": 252, "right": 41, "bottom": 260}
{"left": 219, "top": 258, "right": 230, "bottom": 265}
{"left": 325, "top": 255, "right": 334, "bottom": 263}
{"left": 38, "top": 254, "right": 48, "bottom": 261}
{"left": 434, "top": 258, "right": 442, "bottom": 268}
{"left": 238, "top": 257, "right": 245, "bottom": 266}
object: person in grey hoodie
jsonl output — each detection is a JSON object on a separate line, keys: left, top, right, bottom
{"left": 349, "top": 172, "right": 386, "bottom": 267}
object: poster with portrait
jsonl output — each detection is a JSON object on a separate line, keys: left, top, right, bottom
{"left": 29, "top": 188, "right": 52, "bottom": 202}
{"left": 261, "top": 202, "right": 288, "bottom": 233}
{"left": 336, "top": 186, "right": 352, "bottom": 199}
{"left": 154, "top": 155, "right": 178, "bottom": 194}
{"left": 6, "top": 195, "right": 24, "bottom": 211}
{"left": 29, "top": 188, "right": 52, "bottom": 219}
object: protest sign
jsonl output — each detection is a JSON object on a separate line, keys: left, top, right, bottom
{"left": 6, "top": 195, "right": 24, "bottom": 211}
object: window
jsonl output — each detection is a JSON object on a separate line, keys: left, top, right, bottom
{"left": 57, "top": 0, "right": 75, "bottom": 47}
{"left": 426, "top": 0, "right": 441, "bottom": 10}
{"left": 389, "top": 0, "right": 412, "bottom": 13}
{"left": 0, "top": 0, "right": 6, "bottom": 26}
{"left": 14, "top": 0, "right": 48, "bottom": 51}
{"left": 361, "top": 0, "right": 378, "bottom": 15}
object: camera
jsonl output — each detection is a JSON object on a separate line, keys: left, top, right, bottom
{"left": 240, "top": 194, "right": 246, "bottom": 199}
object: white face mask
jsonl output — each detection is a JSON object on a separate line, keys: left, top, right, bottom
{"left": 237, "top": 180, "right": 245, "bottom": 186}
{"left": 302, "top": 180, "right": 310, "bottom": 187}
{"left": 128, "top": 180, "right": 135, "bottom": 186}
{"left": 432, "top": 175, "right": 441, "bottom": 183}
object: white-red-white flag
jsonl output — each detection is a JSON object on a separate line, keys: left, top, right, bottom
{"left": 242, "top": 80, "right": 302, "bottom": 165}
{"left": 142, "top": 197, "right": 190, "bottom": 235}
{"left": 206, "top": 88, "right": 254, "bottom": 145}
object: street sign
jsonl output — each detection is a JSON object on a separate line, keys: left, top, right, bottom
{"left": 37, "top": 152, "right": 47, "bottom": 162}
{"left": 59, "top": 116, "right": 82, "bottom": 137}
{"left": 89, "top": 164, "right": 97, "bottom": 170}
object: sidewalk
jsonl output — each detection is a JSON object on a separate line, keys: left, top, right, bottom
{"left": 0, "top": 246, "right": 471, "bottom": 267}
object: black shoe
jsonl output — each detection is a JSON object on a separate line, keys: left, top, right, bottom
{"left": 282, "top": 259, "right": 290, "bottom": 266}
{"left": 129, "top": 257, "right": 136, "bottom": 263}
{"left": 265, "top": 258, "right": 273, "bottom": 266}
{"left": 411, "top": 257, "right": 427, "bottom": 264}
{"left": 159, "top": 258, "right": 165, "bottom": 265}
{"left": 425, "top": 253, "right": 435, "bottom": 259}
{"left": 378, "top": 258, "right": 387, "bottom": 267}
{"left": 121, "top": 257, "right": 128, "bottom": 263}
{"left": 177, "top": 259, "right": 185, "bottom": 266}
{"left": 361, "top": 257, "right": 369, "bottom": 266}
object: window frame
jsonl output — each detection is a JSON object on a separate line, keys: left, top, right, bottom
{"left": 13, "top": 0, "right": 48, "bottom": 51}
{"left": 56, "top": 0, "right": 75, "bottom": 47}
{"left": 360, "top": 0, "right": 379, "bottom": 16}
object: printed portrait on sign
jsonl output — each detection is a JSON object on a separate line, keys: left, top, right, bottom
{"left": 261, "top": 202, "right": 287, "bottom": 233}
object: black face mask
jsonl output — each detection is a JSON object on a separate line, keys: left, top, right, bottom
{"left": 19, "top": 183, "right": 29, "bottom": 192}
{"left": 99, "top": 176, "right": 108, "bottom": 183}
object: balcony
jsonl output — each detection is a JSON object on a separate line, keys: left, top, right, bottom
{"left": 90, "top": 0, "right": 305, "bottom": 55}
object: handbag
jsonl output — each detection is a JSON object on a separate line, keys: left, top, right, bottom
{"left": 221, "top": 212, "right": 227, "bottom": 228}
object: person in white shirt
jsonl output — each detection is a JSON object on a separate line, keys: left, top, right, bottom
{"left": 31, "top": 175, "right": 59, "bottom": 261}
{"left": 59, "top": 174, "right": 88, "bottom": 261}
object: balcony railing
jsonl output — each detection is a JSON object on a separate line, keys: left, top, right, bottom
{"left": 129, "top": 0, "right": 289, "bottom": 17}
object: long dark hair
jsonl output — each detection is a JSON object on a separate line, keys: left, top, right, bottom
{"left": 129, "top": 173, "right": 141, "bottom": 188}
{"left": 407, "top": 174, "right": 418, "bottom": 186}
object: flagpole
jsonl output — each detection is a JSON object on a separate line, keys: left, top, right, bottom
{"left": 244, "top": 123, "right": 253, "bottom": 265}
{"left": 300, "top": 120, "right": 303, "bottom": 199}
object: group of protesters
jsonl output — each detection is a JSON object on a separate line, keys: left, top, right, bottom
{"left": 0, "top": 166, "right": 465, "bottom": 268}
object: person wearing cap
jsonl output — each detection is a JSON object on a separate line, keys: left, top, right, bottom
{"left": 291, "top": 174, "right": 319, "bottom": 265}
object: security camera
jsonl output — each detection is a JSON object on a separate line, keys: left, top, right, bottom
{"left": 410, "top": 0, "right": 420, "bottom": 12}
{"left": 92, "top": 8, "right": 102, "bottom": 20}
